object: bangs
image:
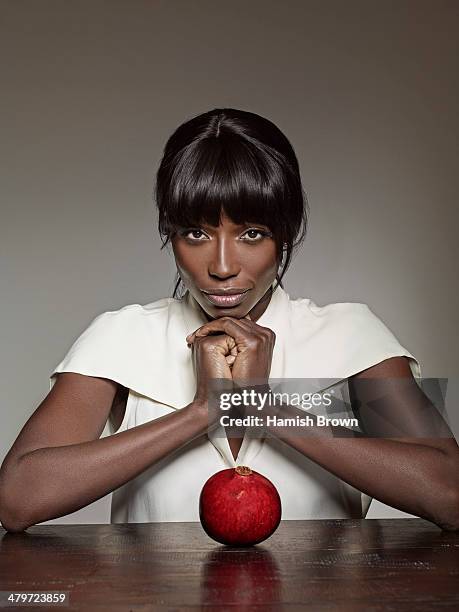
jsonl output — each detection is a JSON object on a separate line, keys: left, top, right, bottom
{"left": 159, "top": 134, "right": 293, "bottom": 236}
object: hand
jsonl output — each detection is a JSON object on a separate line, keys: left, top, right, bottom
{"left": 187, "top": 329, "right": 236, "bottom": 425}
{"left": 186, "top": 313, "right": 276, "bottom": 391}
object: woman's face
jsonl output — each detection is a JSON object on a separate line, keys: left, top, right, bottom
{"left": 170, "top": 210, "right": 279, "bottom": 322}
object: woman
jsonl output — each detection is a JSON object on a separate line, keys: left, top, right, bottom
{"left": 1, "top": 108, "right": 458, "bottom": 532}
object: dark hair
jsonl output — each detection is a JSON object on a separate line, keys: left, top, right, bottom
{"left": 154, "top": 108, "right": 309, "bottom": 299}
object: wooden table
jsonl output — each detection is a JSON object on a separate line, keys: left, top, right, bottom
{"left": 1, "top": 519, "right": 458, "bottom": 610}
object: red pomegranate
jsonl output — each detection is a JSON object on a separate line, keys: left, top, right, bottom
{"left": 199, "top": 465, "right": 282, "bottom": 546}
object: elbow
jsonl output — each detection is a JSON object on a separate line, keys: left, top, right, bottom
{"left": 0, "top": 494, "right": 31, "bottom": 532}
{"left": 0, "top": 479, "right": 32, "bottom": 533}
{"left": 434, "top": 485, "right": 459, "bottom": 532}
{"left": 0, "top": 504, "right": 30, "bottom": 533}
{"left": 1, "top": 517, "right": 29, "bottom": 533}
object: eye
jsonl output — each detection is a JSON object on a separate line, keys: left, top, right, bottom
{"left": 241, "top": 228, "right": 272, "bottom": 242}
{"left": 181, "top": 228, "right": 208, "bottom": 241}
{"left": 180, "top": 227, "right": 272, "bottom": 243}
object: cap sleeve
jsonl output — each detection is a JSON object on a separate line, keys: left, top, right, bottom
{"left": 345, "top": 302, "right": 422, "bottom": 380}
{"left": 49, "top": 310, "right": 127, "bottom": 392}
{"left": 48, "top": 299, "right": 197, "bottom": 410}
{"left": 50, "top": 304, "right": 151, "bottom": 390}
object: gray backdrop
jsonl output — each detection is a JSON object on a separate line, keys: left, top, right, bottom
{"left": 1, "top": 0, "right": 458, "bottom": 525}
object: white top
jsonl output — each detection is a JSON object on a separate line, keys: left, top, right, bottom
{"left": 49, "top": 282, "right": 421, "bottom": 523}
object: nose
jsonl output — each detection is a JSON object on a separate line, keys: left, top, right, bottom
{"left": 208, "top": 235, "right": 241, "bottom": 279}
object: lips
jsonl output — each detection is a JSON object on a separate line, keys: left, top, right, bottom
{"left": 204, "top": 292, "right": 249, "bottom": 307}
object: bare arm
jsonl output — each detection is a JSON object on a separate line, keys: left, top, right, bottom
{"left": 0, "top": 372, "right": 208, "bottom": 532}
{"left": 263, "top": 357, "right": 459, "bottom": 531}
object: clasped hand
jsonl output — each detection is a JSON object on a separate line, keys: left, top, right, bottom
{"left": 186, "top": 313, "right": 276, "bottom": 422}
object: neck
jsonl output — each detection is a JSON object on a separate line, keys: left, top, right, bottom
{"left": 247, "top": 285, "right": 274, "bottom": 323}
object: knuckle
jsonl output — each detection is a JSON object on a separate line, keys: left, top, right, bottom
{"left": 261, "top": 327, "right": 275, "bottom": 340}
{"left": 199, "top": 338, "right": 214, "bottom": 349}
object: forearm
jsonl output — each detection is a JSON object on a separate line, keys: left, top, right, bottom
{"left": 264, "top": 403, "right": 459, "bottom": 530}
{"left": 0, "top": 402, "right": 208, "bottom": 532}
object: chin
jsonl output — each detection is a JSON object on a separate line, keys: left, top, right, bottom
{"left": 209, "top": 306, "right": 246, "bottom": 319}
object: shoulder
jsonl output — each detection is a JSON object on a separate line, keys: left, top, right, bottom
{"left": 290, "top": 296, "right": 405, "bottom": 351}
{"left": 83, "top": 296, "right": 176, "bottom": 335}
{"left": 95, "top": 296, "right": 175, "bottom": 320}
{"left": 54, "top": 295, "right": 180, "bottom": 365}
{"left": 289, "top": 295, "right": 384, "bottom": 333}
{"left": 50, "top": 295, "right": 186, "bottom": 397}
{"left": 287, "top": 294, "right": 421, "bottom": 379}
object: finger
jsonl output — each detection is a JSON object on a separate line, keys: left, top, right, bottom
{"left": 234, "top": 317, "right": 273, "bottom": 339}
{"left": 230, "top": 317, "right": 272, "bottom": 339}
{"left": 186, "top": 314, "right": 259, "bottom": 343}
{"left": 233, "top": 318, "right": 253, "bottom": 329}
{"left": 187, "top": 319, "right": 247, "bottom": 342}
{"left": 186, "top": 325, "right": 220, "bottom": 343}
{"left": 186, "top": 313, "right": 252, "bottom": 342}
{"left": 186, "top": 317, "right": 268, "bottom": 344}
{"left": 186, "top": 328, "right": 203, "bottom": 343}
{"left": 186, "top": 318, "right": 253, "bottom": 346}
